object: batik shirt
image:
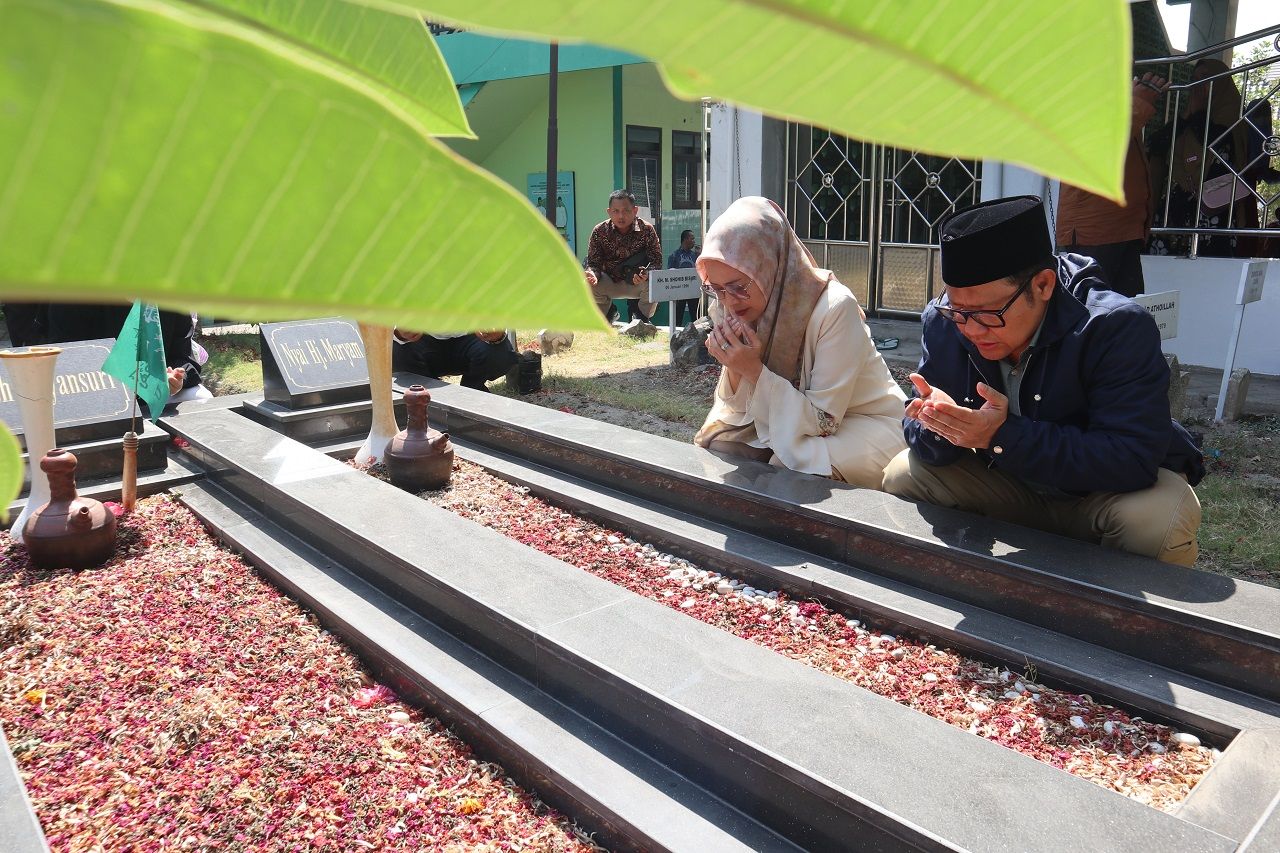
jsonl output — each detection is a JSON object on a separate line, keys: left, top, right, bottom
{"left": 585, "top": 218, "right": 662, "bottom": 282}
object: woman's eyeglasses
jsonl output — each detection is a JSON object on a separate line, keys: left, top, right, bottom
{"left": 935, "top": 275, "right": 1033, "bottom": 328}
{"left": 700, "top": 281, "right": 754, "bottom": 301}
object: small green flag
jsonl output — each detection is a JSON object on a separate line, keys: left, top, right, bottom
{"left": 102, "top": 302, "right": 168, "bottom": 423}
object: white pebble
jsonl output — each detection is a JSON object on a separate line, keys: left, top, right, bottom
{"left": 1147, "top": 742, "right": 1166, "bottom": 754}
{"left": 922, "top": 673, "right": 938, "bottom": 682}
{"left": 767, "top": 591, "right": 779, "bottom": 599}
{"left": 1170, "top": 732, "right": 1201, "bottom": 748}
{"left": 846, "top": 618, "right": 861, "bottom": 628}
{"left": 1013, "top": 681, "right": 1026, "bottom": 693}
{"left": 1069, "top": 716, "right": 1086, "bottom": 730}
{"left": 1103, "top": 721, "right": 1116, "bottom": 735}
{"left": 880, "top": 634, "right": 897, "bottom": 644}
{"left": 835, "top": 638, "right": 847, "bottom": 645}
{"left": 390, "top": 711, "right": 411, "bottom": 724}
{"left": 790, "top": 616, "right": 806, "bottom": 627}
{"left": 1003, "top": 691, "right": 1021, "bottom": 700}
{"left": 404, "top": 792, "right": 420, "bottom": 804}
{"left": 681, "top": 599, "right": 696, "bottom": 609}
{"left": 890, "top": 648, "right": 907, "bottom": 660}
{"left": 606, "top": 536, "right": 620, "bottom": 544}
{"left": 999, "top": 671, "right": 1012, "bottom": 682}
{"left": 968, "top": 701, "right": 990, "bottom": 714}
{"left": 661, "top": 590, "right": 675, "bottom": 598}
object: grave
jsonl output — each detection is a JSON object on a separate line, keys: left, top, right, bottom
{"left": 0, "top": 339, "right": 169, "bottom": 495}
{"left": 241, "top": 318, "right": 403, "bottom": 443}
{"left": 7, "top": 368, "right": 1280, "bottom": 850}
{"left": 158, "top": 399, "right": 1280, "bottom": 851}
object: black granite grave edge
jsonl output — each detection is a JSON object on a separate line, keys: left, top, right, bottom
{"left": 406, "top": 380, "right": 1280, "bottom": 705}
{"left": 0, "top": 726, "right": 49, "bottom": 853}
{"left": 15, "top": 423, "right": 169, "bottom": 492}
{"left": 1239, "top": 794, "right": 1280, "bottom": 852}
{"left": 1173, "top": 727, "right": 1280, "bottom": 843}
{"left": 440, "top": 437, "right": 1280, "bottom": 743}
{"left": 5, "top": 455, "right": 204, "bottom": 518}
{"left": 438, "top": 438, "right": 1280, "bottom": 846}
{"left": 240, "top": 395, "right": 404, "bottom": 444}
{"left": 161, "top": 408, "right": 1238, "bottom": 853}
{"left": 175, "top": 481, "right": 798, "bottom": 853}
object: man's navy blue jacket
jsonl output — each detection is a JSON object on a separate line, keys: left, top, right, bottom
{"left": 905, "top": 254, "right": 1204, "bottom": 494}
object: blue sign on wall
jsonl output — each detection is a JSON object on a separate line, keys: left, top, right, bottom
{"left": 528, "top": 171, "right": 576, "bottom": 255}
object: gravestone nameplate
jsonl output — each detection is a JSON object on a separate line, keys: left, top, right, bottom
{"left": 0, "top": 339, "right": 135, "bottom": 448}
{"left": 260, "top": 318, "right": 370, "bottom": 408}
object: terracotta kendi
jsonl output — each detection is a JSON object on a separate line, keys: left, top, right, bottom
{"left": 23, "top": 449, "right": 118, "bottom": 570}
{"left": 384, "top": 385, "right": 453, "bottom": 491}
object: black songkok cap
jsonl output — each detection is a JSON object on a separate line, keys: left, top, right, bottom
{"left": 939, "top": 195, "right": 1052, "bottom": 287}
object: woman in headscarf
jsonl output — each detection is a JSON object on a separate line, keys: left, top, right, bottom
{"left": 694, "top": 196, "right": 906, "bottom": 489}
{"left": 1148, "top": 58, "right": 1253, "bottom": 257}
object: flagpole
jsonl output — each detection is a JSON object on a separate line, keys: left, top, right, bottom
{"left": 121, "top": 333, "right": 141, "bottom": 514}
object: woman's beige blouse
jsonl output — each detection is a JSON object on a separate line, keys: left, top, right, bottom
{"left": 703, "top": 280, "right": 907, "bottom": 488}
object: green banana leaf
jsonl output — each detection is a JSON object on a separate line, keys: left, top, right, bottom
{"left": 403, "top": 0, "right": 1132, "bottom": 200}
{"left": 0, "top": 0, "right": 602, "bottom": 333}
{"left": 0, "top": 0, "right": 609, "bottom": 516}
{"left": 200, "top": 0, "right": 472, "bottom": 138}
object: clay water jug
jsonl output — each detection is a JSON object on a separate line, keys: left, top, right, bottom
{"left": 384, "top": 385, "right": 453, "bottom": 491}
{"left": 23, "top": 449, "right": 118, "bottom": 570}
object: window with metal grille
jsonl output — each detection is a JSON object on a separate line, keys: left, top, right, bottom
{"left": 672, "top": 130, "right": 702, "bottom": 210}
{"left": 626, "top": 125, "right": 661, "bottom": 214}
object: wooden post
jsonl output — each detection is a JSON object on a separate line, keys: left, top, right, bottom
{"left": 121, "top": 431, "right": 138, "bottom": 511}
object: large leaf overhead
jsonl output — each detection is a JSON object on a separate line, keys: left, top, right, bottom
{"left": 200, "top": 0, "right": 472, "bottom": 138}
{"left": 0, "top": 0, "right": 604, "bottom": 332}
{"left": 402, "top": 0, "right": 1132, "bottom": 199}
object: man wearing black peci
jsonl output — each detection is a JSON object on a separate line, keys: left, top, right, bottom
{"left": 881, "top": 196, "right": 1203, "bottom": 566}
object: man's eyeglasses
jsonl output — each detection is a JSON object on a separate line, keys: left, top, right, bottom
{"left": 701, "top": 281, "right": 754, "bottom": 301}
{"left": 935, "top": 275, "right": 1033, "bottom": 328}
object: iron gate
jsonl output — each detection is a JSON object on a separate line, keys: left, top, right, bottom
{"left": 784, "top": 124, "right": 982, "bottom": 316}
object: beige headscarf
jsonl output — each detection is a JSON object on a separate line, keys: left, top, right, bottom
{"left": 696, "top": 197, "right": 831, "bottom": 385}
{"left": 694, "top": 197, "right": 832, "bottom": 447}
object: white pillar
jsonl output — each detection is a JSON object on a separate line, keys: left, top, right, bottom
{"left": 1188, "top": 0, "right": 1239, "bottom": 63}
{"left": 708, "top": 105, "right": 764, "bottom": 224}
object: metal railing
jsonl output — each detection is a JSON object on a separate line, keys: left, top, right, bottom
{"left": 782, "top": 126, "right": 981, "bottom": 316}
{"left": 1136, "top": 26, "right": 1280, "bottom": 258}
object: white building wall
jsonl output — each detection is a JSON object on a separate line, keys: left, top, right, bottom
{"left": 1141, "top": 256, "right": 1279, "bottom": 375}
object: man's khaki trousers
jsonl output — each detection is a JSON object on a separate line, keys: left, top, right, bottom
{"left": 881, "top": 449, "right": 1201, "bottom": 566}
{"left": 592, "top": 272, "right": 657, "bottom": 320}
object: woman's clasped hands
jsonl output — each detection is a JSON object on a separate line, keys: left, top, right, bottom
{"left": 706, "top": 309, "right": 763, "bottom": 384}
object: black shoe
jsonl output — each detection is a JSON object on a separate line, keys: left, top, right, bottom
{"left": 605, "top": 304, "right": 620, "bottom": 324}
